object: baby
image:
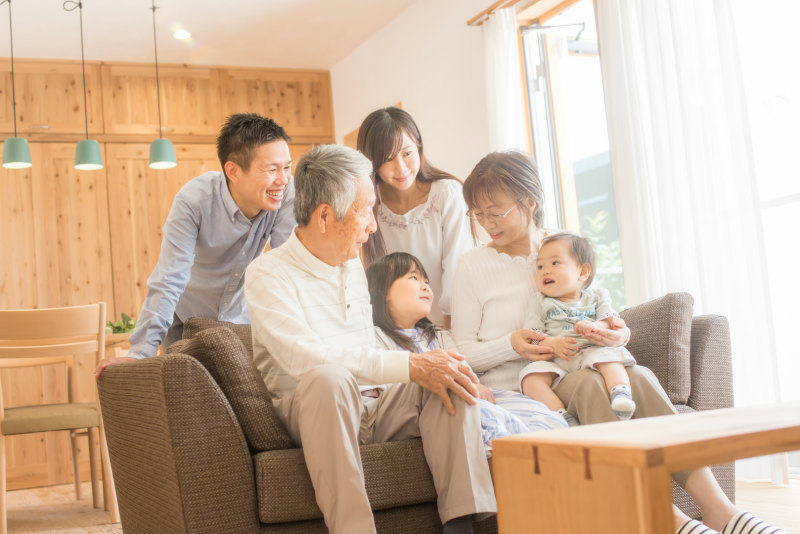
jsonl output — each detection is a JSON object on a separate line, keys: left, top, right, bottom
{"left": 520, "top": 232, "right": 636, "bottom": 425}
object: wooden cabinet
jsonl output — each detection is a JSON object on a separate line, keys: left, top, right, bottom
{"left": 104, "top": 143, "right": 219, "bottom": 319}
{"left": 0, "top": 143, "right": 114, "bottom": 311}
{"left": 0, "top": 59, "right": 104, "bottom": 136}
{"left": 101, "top": 63, "right": 222, "bottom": 137}
{"left": 220, "top": 69, "right": 333, "bottom": 140}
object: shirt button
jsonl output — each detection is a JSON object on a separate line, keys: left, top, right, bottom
{"left": 347, "top": 304, "right": 351, "bottom": 309}
{"left": 234, "top": 272, "right": 240, "bottom": 277}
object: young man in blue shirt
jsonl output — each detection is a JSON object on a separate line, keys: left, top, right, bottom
{"left": 95, "top": 113, "right": 295, "bottom": 376}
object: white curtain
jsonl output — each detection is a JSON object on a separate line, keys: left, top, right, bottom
{"left": 595, "top": 0, "right": 785, "bottom": 478}
{"left": 595, "top": 1, "right": 780, "bottom": 398}
{"left": 482, "top": 7, "right": 527, "bottom": 151}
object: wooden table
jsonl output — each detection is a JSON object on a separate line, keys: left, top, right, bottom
{"left": 492, "top": 402, "right": 800, "bottom": 533}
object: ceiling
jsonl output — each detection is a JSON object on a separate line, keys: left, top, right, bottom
{"left": 4, "top": 0, "right": 419, "bottom": 70}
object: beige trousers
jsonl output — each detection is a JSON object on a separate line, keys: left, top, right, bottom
{"left": 554, "top": 364, "right": 690, "bottom": 486}
{"left": 276, "top": 364, "right": 496, "bottom": 534}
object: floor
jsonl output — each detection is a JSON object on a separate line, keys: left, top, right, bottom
{"left": 5, "top": 479, "right": 799, "bottom": 533}
{"left": 6, "top": 482, "right": 121, "bottom": 534}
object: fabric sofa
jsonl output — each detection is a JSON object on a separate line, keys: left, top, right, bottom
{"left": 96, "top": 292, "right": 733, "bottom": 533}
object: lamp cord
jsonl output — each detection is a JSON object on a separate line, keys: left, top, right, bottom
{"left": 4, "top": 0, "right": 18, "bottom": 137}
{"left": 151, "top": 0, "right": 163, "bottom": 139}
{"left": 63, "top": 0, "right": 89, "bottom": 140}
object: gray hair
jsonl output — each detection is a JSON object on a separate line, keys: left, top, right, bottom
{"left": 293, "top": 144, "right": 373, "bottom": 227}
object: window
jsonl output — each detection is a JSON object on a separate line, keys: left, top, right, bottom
{"left": 520, "top": 0, "right": 626, "bottom": 309}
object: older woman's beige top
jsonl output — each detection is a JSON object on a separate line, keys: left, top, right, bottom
{"left": 450, "top": 245, "right": 538, "bottom": 391}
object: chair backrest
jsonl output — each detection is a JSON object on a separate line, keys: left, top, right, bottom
{"left": 0, "top": 302, "right": 106, "bottom": 406}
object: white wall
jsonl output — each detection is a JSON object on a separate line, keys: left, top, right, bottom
{"left": 331, "top": 0, "right": 491, "bottom": 180}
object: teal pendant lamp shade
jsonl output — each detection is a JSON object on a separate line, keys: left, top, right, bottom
{"left": 2, "top": 137, "right": 32, "bottom": 169}
{"left": 149, "top": 138, "right": 176, "bottom": 169}
{"left": 75, "top": 139, "right": 103, "bottom": 170}
{"left": 2, "top": 0, "right": 32, "bottom": 170}
{"left": 65, "top": 0, "right": 102, "bottom": 170}
{"left": 148, "top": 0, "right": 177, "bottom": 170}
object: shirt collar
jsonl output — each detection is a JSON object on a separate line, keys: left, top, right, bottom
{"left": 217, "top": 170, "right": 267, "bottom": 223}
{"left": 286, "top": 229, "right": 358, "bottom": 280}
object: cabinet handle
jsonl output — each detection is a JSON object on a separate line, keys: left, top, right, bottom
{"left": 29, "top": 125, "right": 51, "bottom": 129}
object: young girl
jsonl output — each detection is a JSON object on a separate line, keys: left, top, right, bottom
{"left": 357, "top": 107, "right": 474, "bottom": 328}
{"left": 366, "top": 251, "right": 566, "bottom": 454}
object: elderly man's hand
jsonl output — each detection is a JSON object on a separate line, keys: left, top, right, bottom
{"left": 408, "top": 349, "right": 480, "bottom": 415}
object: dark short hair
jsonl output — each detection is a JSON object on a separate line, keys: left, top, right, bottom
{"left": 216, "top": 113, "right": 291, "bottom": 177}
{"left": 463, "top": 151, "right": 544, "bottom": 239}
{"left": 366, "top": 252, "right": 437, "bottom": 352}
{"left": 356, "top": 107, "right": 457, "bottom": 264}
{"left": 540, "top": 232, "right": 596, "bottom": 287}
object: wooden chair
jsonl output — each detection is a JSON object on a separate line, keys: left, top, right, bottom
{"left": 0, "top": 302, "right": 118, "bottom": 533}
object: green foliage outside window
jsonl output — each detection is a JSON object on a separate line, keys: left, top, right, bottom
{"left": 582, "top": 210, "right": 626, "bottom": 311}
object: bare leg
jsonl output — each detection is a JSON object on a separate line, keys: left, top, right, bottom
{"left": 520, "top": 372, "right": 563, "bottom": 411}
{"left": 674, "top": 505, "right": 692, "bottom": 532}
{"left": 685, "top": 467, "right": 738, "bottom": 530}
{"left": 595, "top": 361, "right": 631, "bottom": 391}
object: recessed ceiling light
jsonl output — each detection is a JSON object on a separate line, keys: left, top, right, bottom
{"left": 173, "top": 28, "right": 191, "bottom": 40}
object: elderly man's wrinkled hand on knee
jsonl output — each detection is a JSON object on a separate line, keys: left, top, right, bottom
{"left": 408, "top": 349, "right": 479, "bottom": 415}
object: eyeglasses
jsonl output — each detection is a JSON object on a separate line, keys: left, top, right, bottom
{"left": 466, "top": 206, "right": 515, "bottom": 223}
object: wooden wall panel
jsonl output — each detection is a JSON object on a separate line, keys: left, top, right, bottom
{"left": 105, "top": 144, "right": 219, "bottom": 322}
{"left": 0, "top": 60, "right": 104, "bottom": 135}
{"left": 101, "top": 64, "right": 222, "bottom": 136}
{"left": 0, "top": 143, "right": 113, "bottom": 489}
{"left": 220, "top": 69, "right": 334, "bottom": 140}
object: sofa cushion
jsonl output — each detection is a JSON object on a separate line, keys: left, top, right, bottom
{"left": 620, "top": 292, "right": 693, "bottom": 404}
{"left": 167, "top": 326, "right": 294, "bottom": 452}
{"left": 254, "top": 439, "right": 437, "bottom": 523}
{"left": 182, "top": 316, "right": 254, "bottom": 357}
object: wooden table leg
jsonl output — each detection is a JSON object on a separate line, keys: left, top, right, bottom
{"left": 493, "top": 443, "right": 674, "bottom": 533}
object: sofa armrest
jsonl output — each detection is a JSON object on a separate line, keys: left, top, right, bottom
{"left": 687, "top": 314, "right": 733, "bottom": 412}
{"left": 97, "top": 355, "right": 265, "bottom": 534}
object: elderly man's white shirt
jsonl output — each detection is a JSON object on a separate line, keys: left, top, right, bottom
{"left": 245, "top": 230, "right": 410, "bottom": 399}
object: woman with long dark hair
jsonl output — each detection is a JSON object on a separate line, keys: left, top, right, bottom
{"left": 357, "top": 107, "right": 474, "bottom": 328}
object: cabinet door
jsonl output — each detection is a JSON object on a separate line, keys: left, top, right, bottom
{"left": 0, "top": 142, "right": 114, "bottom": 490}
{"left": 101, "top": 64, "right": 223, "bottom": 136}
{"left": 288, "top": 143, "right": 312, "bottom": 173}
{"left": 220, "top": 69, "right": 334, "bottom": 139}
{"left": 0, "top": 60, "right": 103, "bottom": 135}
{"left": 105, "top": 144, "right": 220, "bottom": 320}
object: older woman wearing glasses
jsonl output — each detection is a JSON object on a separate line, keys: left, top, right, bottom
{"left": 451, "top": 150, "right": 784, "bottom": 534}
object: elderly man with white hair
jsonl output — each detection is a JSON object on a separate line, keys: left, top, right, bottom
{"left": 244, "top": 144, "right": 495, "bottom": 534}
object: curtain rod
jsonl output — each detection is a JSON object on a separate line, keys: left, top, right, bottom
{"left": 467, "top": 0, "right": 521, "bottom": 27}
{"left": 520, "top": 21, "right": 585, "bottom": 33}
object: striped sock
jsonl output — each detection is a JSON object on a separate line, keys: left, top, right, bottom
{"left": 720, "top": 512, "right": 785, "bottom": 534}
{"left": 676, "top": 519, "right": 718, "bottom": 534}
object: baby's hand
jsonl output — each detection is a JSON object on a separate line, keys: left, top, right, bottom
{"left": 574, "top": 320, "right": 599, "bottom": 336}
{"left": 540, "top": 337, "right": 578, "bottom": 360}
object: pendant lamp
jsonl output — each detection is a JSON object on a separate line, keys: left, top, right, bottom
{"left": 64, "top": 0, "right": 102, "bottom": 170}
{"left": 148, "top": 0, "right": 176, "bottom": 169}
{"left": 1, "top": 0, "right": 31, "bottom": 169}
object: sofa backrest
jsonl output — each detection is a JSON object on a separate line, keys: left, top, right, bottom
{"left": 167, "top": 324, "right": 294, "bottom": 452}
{"left": 620, "top": 292, "right": 693, "bottom": 405}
